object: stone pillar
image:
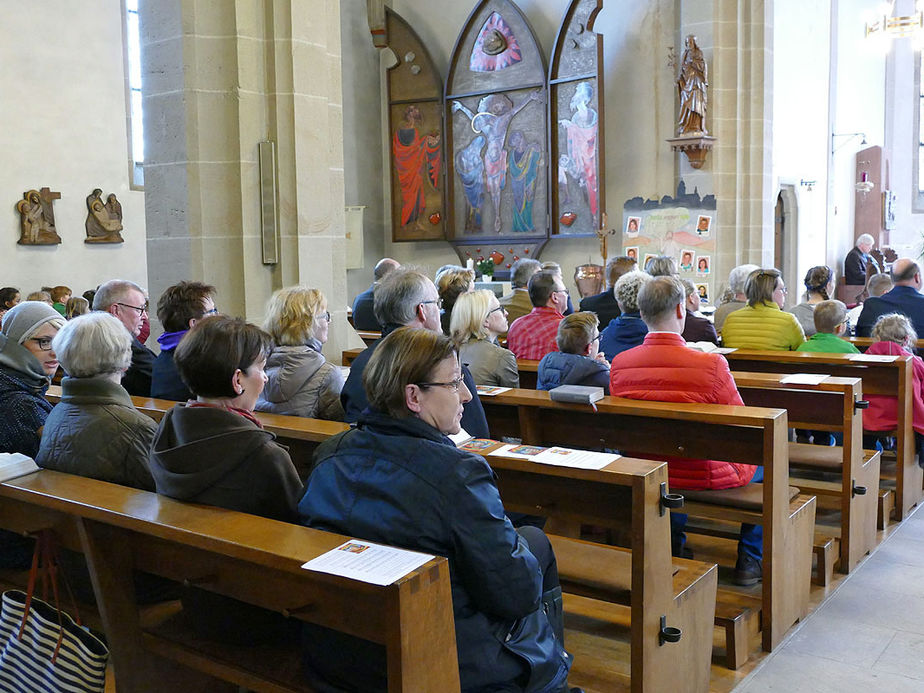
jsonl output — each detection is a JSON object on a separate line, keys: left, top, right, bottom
{"left": 141, "top": 0, "right": 353, "bottom": 358}
{"left": 710, "top": 0, "right": 774, "bottom": 277}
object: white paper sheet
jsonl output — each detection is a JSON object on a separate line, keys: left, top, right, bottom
{"left": 779, "top": 373, "right": 829, "bottom": 385}
{"left": 849, "top": 354, "right": 899, "bottom": 362}
{"left": 301, "top": 540, "right": 435, "bottom": 586}
{"left": 476, "top": 385, "right": 512, "bottom": 396}
{"left": 489, "top": 444, "right": 619, "bottom": 470}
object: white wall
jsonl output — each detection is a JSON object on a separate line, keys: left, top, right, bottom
{"left": 827, "top": 0, "right": 887, "bottom": 268}
{"left": 772, "top": 0, "right": 832, "bottom": 291}
{"left": 0, "top": 0, "right": 147, "bottom": 297}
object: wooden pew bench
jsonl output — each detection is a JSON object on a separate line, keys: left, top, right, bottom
{"left": 0, "top": 470, "right": 459, "bottom": 692}
{"left": 724, "top": 349, "right": 923, "bottom": 522}
{"left": 730, "top": 372, "right": 880, "bottom": 580}
{"left": 43, "top": 388, "right": 717, "bottom": 691}
{"left": 476, "top": 388, "right": 816, "bottom": 653}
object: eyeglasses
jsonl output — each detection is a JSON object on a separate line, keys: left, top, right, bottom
{"left": 420, "top": 298, "right": 443, "bottom": 310}
{"left": 29, "top": 337, "right": 54, "bottom": 351}
{"left": 487, "top": 305, "right": 507, "bottom": 316}
{"left": 416, "top": 377, "right": 464, "bottom": 393}
{"left": 592, "top": 333, "right": 601, "bottom": 343}
{"left": 202, "top": 308, "right": 219, "bottom": 317}
{"left": 116, "top": 302, "right": 148, "bottom": 316}
{"left": 316, "top": 311, "right": 331, "bottom": 323}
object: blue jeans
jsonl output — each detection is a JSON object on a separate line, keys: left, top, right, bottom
{"left": 671, "top": 467, "right": 764, "bottom": 561}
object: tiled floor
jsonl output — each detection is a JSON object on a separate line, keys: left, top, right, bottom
{"left": 735, "top": 505, "right": 924, "bottom": 692}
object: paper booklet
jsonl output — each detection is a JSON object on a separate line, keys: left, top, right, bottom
{"left": 476, "top": 385, "right": 511, "bottom": 396}
{"left": 779, "top": 373, "right": 829, "bottom": 385}
{"left": 0, "top": 453, "right": 40, "bottom": 483}
{"left": 301, "top": 540, "right": 434, "bottom": 586}
{"left": 686, "top": 342, "right": 737, "bottom": 354}
{"left": 489, "top": 443, "right": 619, "bottom": 470}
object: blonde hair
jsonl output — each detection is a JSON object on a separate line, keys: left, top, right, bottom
{"left": 263, "top": 286, "right": 327, "bottom": 346}
{"left": 872, "top": 313, "right": 917, "bottom": 348}
{"left": 556, "top": 311, "right": 598, "bottom": 354}
{"left": 450, "top": 289, "right": 494, "bottom": 344}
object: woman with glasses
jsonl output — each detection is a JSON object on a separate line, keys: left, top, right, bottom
{"left": 256, "top": 286, "right": 344, "bottom": 421}
{"left": 0, "top": 301, "right": 65, "bottom": 458}
{"left": 787, "top": 265, "right": 836, "bottom": 337}
{"left": 0, "top": 301, "right": 64, "bottom": 568}
{"left": 721, "top": 268, "right": 805, "bottom": 350}
{"left": 450, "top": 289, "right": 519, "bottom": 388}
{"left": 298, "top": 327, "right": 572, "bottom": 693}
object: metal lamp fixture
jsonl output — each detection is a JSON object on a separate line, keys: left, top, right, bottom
{"left": 865, "top": 1, "right": 924, "bottom": 40}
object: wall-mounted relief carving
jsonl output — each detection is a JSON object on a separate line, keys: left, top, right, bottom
{"left": 85, "top": 189, "right": 124, "bottom": 243}
{"left": 16, "top": 187, "right": 62, "bottom": 245}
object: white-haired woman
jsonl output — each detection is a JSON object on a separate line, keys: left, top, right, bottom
{"left": 599, "top": 271, "right": 652, "bottom": 360}
{"left": 451, "top": 289, "right": 519, "bottom": 387}
{"left": 256, "top": 286, "right": 344, "bottom": 421}
{"left": 36, "top": 312, "right": 156, "bottom": 490}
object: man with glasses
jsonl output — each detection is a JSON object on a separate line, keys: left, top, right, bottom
{"left": 340, "top": 268, "right": 489, "bottom": 438}
{"left": 93, "top": 279, "right": 155, "bottom": 396}
{"left": 151, "top": 281, "right": 218, "bottom": 401}
{"left": 506, "top": 270, "right": 569, "bottom": 360}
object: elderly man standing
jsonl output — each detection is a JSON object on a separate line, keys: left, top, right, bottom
{"left": 499, "top": 258, "right": 541, "bottom": 327}
{"left": 506, "top": 270, "right": 568, "bottom": 360}
{"left": 340, "top": 268, "right": 488, "bottom": 438}
{"left": 351, "top": 257, "right": 400, "bottom": 331}
{"left": 714, "top": 263, "right": 760, "bottom": 333}
{"left": 856, "top": 258, "right": 924, "bottom": 337}
{"left": 93, "top": 279, "right": 154, "bottom": 396}
{"left": 844, "top": 233, "right": 881, "bottom": 287}
{"left": 609, "top": 276, "right": 762, "bottom": 585}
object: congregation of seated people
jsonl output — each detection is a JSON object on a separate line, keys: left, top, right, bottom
{"left": 6, "top": 248, "right": 924, "bottom": 691}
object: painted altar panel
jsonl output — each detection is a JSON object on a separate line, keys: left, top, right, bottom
{"left": 445, "top": 0, "right": 548, "bottom": 243}
{"left": 386, "top": 9, "right": 446, "bottom": 241}
{"left": 549, "top": 0, "right": 603, "bottom": 237}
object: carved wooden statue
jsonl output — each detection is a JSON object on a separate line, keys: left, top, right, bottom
{"left": 676, "top": 35, "right": 707, "bottom": 135}
{"left": 85, "top": 189, "right": 124, "bottom": 243}
{"left": 16, "top": 187, "right": 62, "bottom": 245}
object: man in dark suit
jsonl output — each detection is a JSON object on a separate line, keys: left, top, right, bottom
{"left": 856, "top": 258, "right": 924, "bottom": 337}
{"left": 341, "top": 268, "right": 489, "bottom": 438}
{"left": 93, "top": 279, "right": 155, "bottom": 396}
{"left": 579, "top": 255, "right": 637, "bottom": 326}
{"left": 844, "top": 233, "right": 881, "bottom": 286}
{"left": 350, "top": 257, "right": 399, "bottom": 330}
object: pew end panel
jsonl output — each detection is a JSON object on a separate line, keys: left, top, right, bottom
{"left": 0, "top": 471, "right": 460, "bottom": 693}
{"left": 732, "top": 372, "right": 880, "bottom": 573}
{"left": 482, "top": 390, "right": 815, "bottom": 652}
{"left": 489, "top": 453, "right": 716, "bottom": 693}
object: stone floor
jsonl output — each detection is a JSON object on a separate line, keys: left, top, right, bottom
{"left": 734, "top": 503, "right": 924, "bottom": 692}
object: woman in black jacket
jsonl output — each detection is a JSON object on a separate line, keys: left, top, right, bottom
{"left": 299, "top": 327, "right": 573, "bottom": 693}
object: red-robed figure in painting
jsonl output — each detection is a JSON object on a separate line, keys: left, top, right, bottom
{"left": 558, "top": 81, "right": 598, "bottom": 218}
{"left": 393, "top": 105, "right": 441, "bottom": 228}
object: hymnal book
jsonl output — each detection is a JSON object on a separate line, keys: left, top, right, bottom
{"left": 0, "top": 453, "right": 40, "bottom": 482}
{"left": 549, "top": 385, "right": 604, "bottom": 405}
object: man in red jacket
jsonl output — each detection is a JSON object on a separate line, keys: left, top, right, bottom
{"left": 609, "top": 276, "right": 762, "bottom": 585}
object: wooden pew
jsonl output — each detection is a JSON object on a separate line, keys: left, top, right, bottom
{"left": 355, "top": 329, "right": 381, "bottom": 346}
{"left": 0, "top": 471, "right": 459, "bottom": 692}
{"left": 724, "top": 349, "right": 923, "bottom": 522}
{"left": 847, "top": 337, "right": 924, "bottom": 352}
{"left": 730, "top": 372, "right": 880, "bottom": 577}
{"left": 43, "top": 388, "right": 717, "bottom": 691}
{"left": 477, "top": 388, "right": 816, "bottom": 652}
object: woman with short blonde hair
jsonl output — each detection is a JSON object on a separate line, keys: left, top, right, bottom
{"left": 256, "top": 286, "right": 344, "bottom": 421}
{"left": 450, "top": 289, "right": 518, "bottom": 387}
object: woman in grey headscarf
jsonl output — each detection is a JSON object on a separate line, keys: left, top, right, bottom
{"left": 0, "top": 301, "right": 65, "bottom": 457}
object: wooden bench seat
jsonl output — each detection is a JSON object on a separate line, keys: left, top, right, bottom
{"left": 0, "top": 471, "right": 459, "bottom": 692}
{"left": 724, "top": 349, "right": 922, "bottom": 522}
{"left": 477, "top": 387, "right": 816, "bottom": 653}
{"left": 43, "top": 387, "right": 716, "bottom": 692}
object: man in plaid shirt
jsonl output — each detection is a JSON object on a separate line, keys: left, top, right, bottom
{"left": 506, "top": 269, "right": 568, "bottom": 360}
